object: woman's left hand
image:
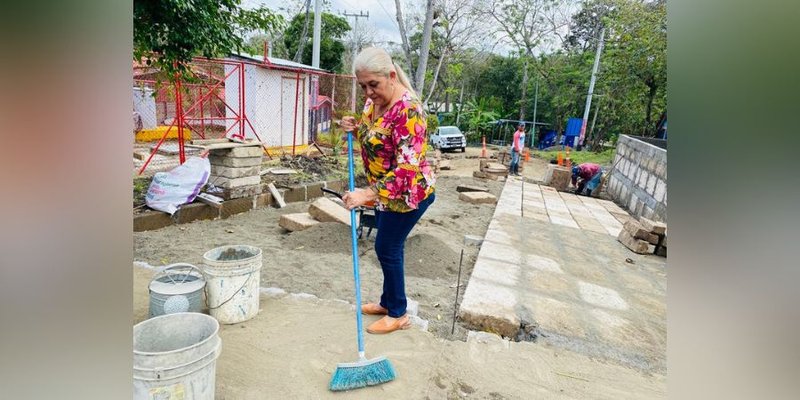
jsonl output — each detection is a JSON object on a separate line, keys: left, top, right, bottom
{"left": 342, "top": 188, "right": 377, "bottom": 210}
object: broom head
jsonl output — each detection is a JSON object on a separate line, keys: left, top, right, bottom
{"left": 329, "top": 356, "right": 396, "bottom": 391}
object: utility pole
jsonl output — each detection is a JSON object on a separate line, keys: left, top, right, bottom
{"left": 579, "top": 27, "right": 605, "bottom": 149}
{"left": 341, "top": 10, "right": 369, "bottom": 112}
{"left": 532, "top": 77, "right": 538, "bottom": 148}
{"left": 312, "top": 0, "right": 321, "bottom": 68}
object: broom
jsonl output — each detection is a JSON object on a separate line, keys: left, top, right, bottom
{"left": 329, "top": 131, "right": 396, "bottom": 391}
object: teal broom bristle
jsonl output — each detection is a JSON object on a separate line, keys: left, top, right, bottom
{"left": 329, "top": 356, "right": 396, "bottom": 391}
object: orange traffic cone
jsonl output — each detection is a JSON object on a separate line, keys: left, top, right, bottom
{"left": 557, "top": 152, "right": 563, "bottom": 166}
{"left": 524, "top": 148, "right": 530, "bottom": 162}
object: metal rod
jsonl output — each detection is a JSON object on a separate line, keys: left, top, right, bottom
{"left": 292, "top": 71, "right": 301, "bottom": 155}
{"left": 451, "top": 247, "right": 464, "bottom": 335}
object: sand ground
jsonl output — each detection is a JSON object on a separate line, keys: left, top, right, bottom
{"left": 133, "top": 147, "right": 665, "bottom": 398}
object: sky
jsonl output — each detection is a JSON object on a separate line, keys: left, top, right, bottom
{"left": 244, "top": 0, "right": 405, "bottom": 46}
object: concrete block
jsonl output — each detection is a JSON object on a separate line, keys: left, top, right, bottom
{"left": 473, "top": 170, "right": 499, "bottom": 180}
{"left": 209, "top": 155, "right": 262, "bottom": 167}
{"left": 617, "top": 230, "right": 650, "bottom": 254}
{"left": 459, "top": 191, "right": 497, "bottom": 204}
{"left": 267, "top": 183, "right": 286, "bottom": 208}
{"left": 646, "top": 174, "right": 657, "bottom": 195}
{"left": 278, "top": 212, "right": 320, "bottom": 232}
{"left": 623, "top": 219, "right": 650, "bottom": 239}
{"left": 325, "top": 180, "right": 346, "bottom": 194}
{"left": 654, "top": 179, "right": 666, "bottom": 203}
{"left": 456, "top": 184, "right": 489, "bottom": 193}
{"left": 306, "top": 182, "right": 324, "bottom": 200}
{"left": 226, "top": 146, "right": 264, "bottom": 157}
{"left": 282, "top": 185, "right": 306, "bottom": 203}
{"left": 254, "top": 192, "right": 272, "bottom": 208}
{"left": 210, "top": 165, "right": 260, "bottom": 179}
{"left": 133, "top": 210, "right": 174, "bottom": 232}
{"left": 220, "top": 197, "right": 253, "bottom": 219}
{"left": 543, "top": 164, "right": 571, "bottom": 191}
{"left": 217, "top": 184, "right": 264, "bottom": 200}
{"left": 439, "top": 159, "right": 452, "bottom": 170}
{"left": 308, "top": 197, "right": 351, "bottom": 226}
{"left": 458, "top": 280, "right": 520, "bottom": 338}
{"left": 640, "top": 217, "right": 667, "bottom": 234}
{"left": 209, "top": 175, "right": 261, "bottom": 189}
{"left": 175, "top": 202, "right": 218, "bottom": 224}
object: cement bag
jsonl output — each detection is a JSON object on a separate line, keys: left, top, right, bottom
{"left": 146, "top": 156, "right": 210, "bottom": 215}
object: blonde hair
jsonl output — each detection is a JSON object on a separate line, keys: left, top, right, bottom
{"left": 353, "top": 47, "right": 418, "bottom": 99}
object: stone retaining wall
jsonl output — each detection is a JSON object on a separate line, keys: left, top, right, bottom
{"left": 606, "top": 135, "right": 667, "bottom": 222}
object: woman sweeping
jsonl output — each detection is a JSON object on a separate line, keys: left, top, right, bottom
{"left": 340, "top": 47, "right": 436, "bottom": 335}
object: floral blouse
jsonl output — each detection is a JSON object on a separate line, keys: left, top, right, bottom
{"left": 357, "top": 90, "right": 435, "bottom": 212}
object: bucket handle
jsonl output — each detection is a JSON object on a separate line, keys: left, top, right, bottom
{"left": 155, "top": 263, "right": 204, "bottom": 286}
{"left": 201, "top": 266, "right": 254, "bottom": 310}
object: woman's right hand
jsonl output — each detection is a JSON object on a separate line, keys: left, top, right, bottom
{"left": 339, "top": 116, "right": 357, "bottom": 132}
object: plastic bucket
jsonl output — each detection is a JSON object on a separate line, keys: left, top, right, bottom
{"left": 133, "top": 312, "right": 221, "bottom": 400}
{"left": 149, "top": 263, "right": 206, "bottom": 318}
{"left": 202, "top": 245, "right": 262, "bottom": 324}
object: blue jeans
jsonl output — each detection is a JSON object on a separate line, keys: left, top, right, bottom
{"left": 510, "top": 149, "right": 520, "bottom": 172}
{"left": 374, "top": 193, "right": 435, "bottom": 317}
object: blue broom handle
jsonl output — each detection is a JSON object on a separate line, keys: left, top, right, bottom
{"left": 346, "top": 131, "right": 365, "bottom": 355}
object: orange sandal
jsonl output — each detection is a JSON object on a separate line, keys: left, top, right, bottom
{"left": 361, "top": 303, "right": 389, "bottom": 315}
{"left": 366, "top": 315, "right": 411, "bottom": 334}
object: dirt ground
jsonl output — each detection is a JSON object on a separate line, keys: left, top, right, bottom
{"left": 133, "top": 146, "right": 666, "bottom": 398}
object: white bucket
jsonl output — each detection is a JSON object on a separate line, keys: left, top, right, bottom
{"left": 202, "top": 245, "right": 262, "bottom": 324}
{"left": 133, "top": 312, "right": 221, "bottom": 400}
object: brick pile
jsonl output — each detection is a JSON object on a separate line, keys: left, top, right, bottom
{"left": 617, "top": 217, "right": 667, "bottom": 257}
{"left": 207, "top": 144, "right": 264, "bottom": 200}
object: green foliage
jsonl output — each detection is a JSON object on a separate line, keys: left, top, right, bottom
{"left": 283, "top": 12, "right": 350, "bottom": 72}
{"left": 462, "top": 98, "right": 500, "bottom": 137}
{"left": 536, "top": 148, "right": 616, "bottom": 166}
{"left": 426, "top": 114, "right": 440, "bottom": 134}
{"left": 133, "top": 0, "right": 284, "bottom": 82}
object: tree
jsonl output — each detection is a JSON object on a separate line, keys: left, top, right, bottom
{"left": 485, "top": 0, "right": 570, "bottom": 120}
{"left": 284, "top": 12, "right": 350, "bottom": 72}
{"left": 133, "top": 0, "right": 284, "bottom": 81}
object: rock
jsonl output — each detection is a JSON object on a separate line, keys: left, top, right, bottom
{"left": 278, "top": 213, "right": 319, "bottom": 232}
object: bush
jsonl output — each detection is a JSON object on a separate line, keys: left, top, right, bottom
{"left": 426, "top": 114, "right": 439, "bottom": 134}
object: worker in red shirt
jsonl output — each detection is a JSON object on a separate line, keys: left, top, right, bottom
{"left": 509, "top": 124, "right": 525, "bottom": 176}
{"left": 571, "top": 162, "right": 603, "bottom": 196}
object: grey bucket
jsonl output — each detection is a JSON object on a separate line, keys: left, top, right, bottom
{"left": 133, "top": 312, "right": 221, "bottom": 400}
{"left": 202, "top": 245, "right": 262, "bottom": 324}
{"left": 149, "top": 263, "right": 206, "bottom": 318}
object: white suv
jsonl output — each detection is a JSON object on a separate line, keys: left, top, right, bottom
{"left": 430, "top": 126, "right": 466, "bottom": 152}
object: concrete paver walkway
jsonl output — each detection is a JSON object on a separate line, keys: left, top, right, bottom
{"left": 459, "top": 177, "right": 667, "bottom": 373}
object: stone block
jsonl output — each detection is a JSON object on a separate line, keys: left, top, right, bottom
{"left": 623, "top": 219, "right": 650, "bottom": 239}
{"left": 308, "top": 197, "right": 351, "bottom": 226}
{"left": 267, "top": 183, "right": 286, "bottom": 208}
{"left": 209, "top": 155, "right": 262, "bottom": 167}
{"left": 543, "top": 164, "right": 571, "bottom": 191}
{"left": 458, "top": 280, "right": 520, "bottom": 338}
{"left": 220, "top": 197, "right": 253, "bottom": 219}
{"left": 216, "top": 184, "right": 264, "bottom": 200}
{"left": 655, "top": 245, "right": 667, "bottom": 257}
{"left": 278, "top": 213, "right": 320, "bottom": 232}
{"left": 325, "top": 180, "right": 346, "bottom": 194}
{"left": 210, "top": 165, "right": 260, "bottom": 179}
{"left": 459, "top": 191, "right": 497, "bottom": 204}
{"left": 659, "top": 234, "right": 667, "bottom": 248}
{"left": 617, "top": 230, "right": 650, "bottom": 254}
{"left": 456, "top": 184, "right": 489, "bottom": 193}
{"left": 209, "top": 175, "right": 261, "bottom": 189}
{"left": 133, "top": 210, "right": 173, "bottom": 232}
{"left": 639, "top": 217, "right": 667, "bottom": 234}
{"left": 654, "top": 179, "right": 666, "bottom": 203}
{"left": 439, "top": 160, "right": 452, "bottom": 170}
{"left": 282, "top": 185, "right": 306, "bottom": 203}
{"left": 175, "top": 202, "right": 218, "bottom": 224}
{"left": 646, "top": 174, "right": 657, "bottom": 195}
{"left": 306, "top": 182, "right": 324, "bottom": 200}
{"left": 473, "top": 170, "right": 498, "bottom": 180}
{"left": 209, "top": 145, "right": 263, "bottom": 158}
{"left": 254, "top": 192, "right": 272, "bottom": 208}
